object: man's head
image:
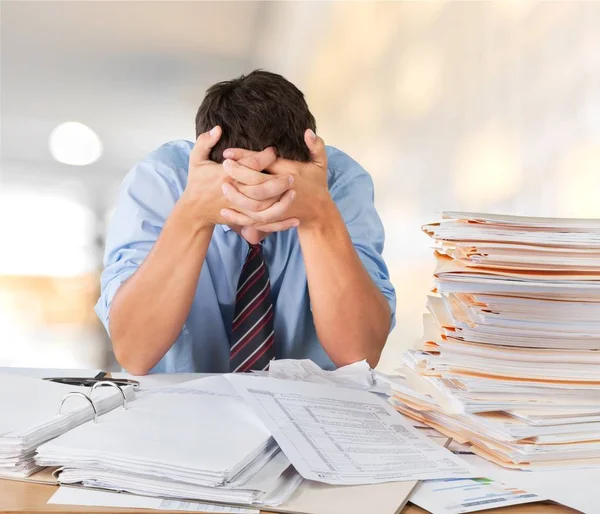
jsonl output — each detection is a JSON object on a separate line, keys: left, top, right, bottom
{"left": 195, "top": 70, "right": 316, "bottom": 164}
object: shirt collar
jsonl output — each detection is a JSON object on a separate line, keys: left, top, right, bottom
{"left": 220, "top": 224, "right": 233, "bottom": 233}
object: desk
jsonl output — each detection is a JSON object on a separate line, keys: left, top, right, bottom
{"left": 0, "top": 370, "right": 582, "bottom": 514}
{"left": 0, "top": 477, "right": 580, "bottom": 514}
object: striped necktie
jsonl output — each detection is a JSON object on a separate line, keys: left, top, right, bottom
{"left": 230, "top": 243, "right": 275, "bottom": 372}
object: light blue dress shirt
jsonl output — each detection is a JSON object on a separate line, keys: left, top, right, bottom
{"left": 95, "top": 140, "right": 396, "bottom": 373}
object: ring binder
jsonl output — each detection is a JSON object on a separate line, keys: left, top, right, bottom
{"left": 90, "top": 380, "right": 128, "bottom": 409}
{"left": 57, "top": 392, "right": 98, "bottom": 423}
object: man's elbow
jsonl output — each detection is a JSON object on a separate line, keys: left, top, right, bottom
{"left": 365, "top": 350, "right": 382, "bottom": 369}
{"left": 330, "top": 353, "right": 381, "bottom": 370}
{"left": 111, "top": 336, "right": 154, "bottom": 376}
{"left": 122, "top": 362, "right": 152, "bottom": 377}
{"left": 330, "top": 340, "right": 384, "bottom": 370}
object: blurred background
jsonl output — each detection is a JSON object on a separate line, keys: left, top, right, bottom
{"left": 2, "top": 0, "right": 600, "bottom": 373}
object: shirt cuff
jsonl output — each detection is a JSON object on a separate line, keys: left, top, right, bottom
{"left": 94, "top": 269, "right": 136, "bottom": 337}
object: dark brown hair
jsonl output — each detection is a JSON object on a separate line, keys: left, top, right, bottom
{"left": 195, "top": 70, "right": 316, "bottom": 163}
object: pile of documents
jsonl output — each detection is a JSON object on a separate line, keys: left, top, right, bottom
{"left": 227, "top": 374, "right": 473, "bottom": 485}
{"left": 0, "top": 373, "right": 134, "bottom": 478}
{"left": 35, "top": 373, "right": 476, "bottom": 512}
{"left": 388, "top": 212, "right": 600, "bottom": 471}
{"left": 36, "top": 376, "right": 301, "bottom": 507}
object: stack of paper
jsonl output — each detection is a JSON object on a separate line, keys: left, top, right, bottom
{"left": 36, "top": 376, "right": 302, "bottom": 507}
{"left": 36, "top": 373, "right": 479, "bottom": 512}
{"left": 226, "top": 375, "right": 474, "bottom": 485}
{"left": 0, "top": 373, "right": 134, "bottom": 478}
{"left": 47, "top": 487, "right": 260, "bottom": 513}
{"left": 388, "top": 212, "right": 600, "bottom": 471}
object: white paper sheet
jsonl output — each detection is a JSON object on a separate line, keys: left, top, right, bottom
{"left": 463, "top": 454, "right": 600, "bottom": 514}
{"left": 111, "top": 372, "right": 212, "bottom": 389}
{"left": 277, "top": 479, "right": 416, "bottom": 514}
{"left": 226, "top": 375, "right": 473, "bottom": 485}
{"left": 140, "top": 374, "right": 240, "bottom": 399}
{"left": 409, "top": 477, "right": 542, "bottom": 514}
{"left": 38, "top": 376, "right": 274, "bottom": 484}
{"left": 268, "top": 359, "right": 385, "bottom": 392}
{"left": 0, "top": 373, "right": 131, "bottom": 438}
{"left": 48, "top": 486, "right": 259, "bottom": 513}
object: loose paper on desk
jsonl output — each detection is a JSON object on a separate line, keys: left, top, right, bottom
{"left": 112, "top": 372, "right": 208, "bottom": 390}
{"left": 226, "top": 375, "right": 473, "bottom": 485}
{"left": 267, "top": 359, "right": 387, "bottom": 392}
{"left": 409, "top": 477, "right": 542, "bottom": 514}
{"left": 48, "top": 487, "right": 258, "bottom": 513}
{"left": 463, "top": 454, "right": 600, "bottom": 514}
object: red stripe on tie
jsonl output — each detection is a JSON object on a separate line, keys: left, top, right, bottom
{"left": 232, "top": 286, "right": 271, "bottom": 331}
{"left": 240, "top": 334, "right": 275, "bottom": 372}
{"left": 230, "top": 310, "right": 274, "bottom": 359}
{"left": 242, "top": 245, "right": 261, "bottom": 272}
{"left": 237, "top": 266, "right": 266, "bottom": 299}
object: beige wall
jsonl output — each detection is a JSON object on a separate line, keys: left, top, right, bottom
{"left": 2, "top": 1, "right": 600, "bottom": 371}
{"left": 299, "top": 1, "right": 600, "bottom": 370}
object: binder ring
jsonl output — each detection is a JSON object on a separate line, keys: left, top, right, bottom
{"left": 58, "top": 392, "right": 98, "bottom": 423}
{"left": 90, "top": 380, "right": 128, "bottom": 409}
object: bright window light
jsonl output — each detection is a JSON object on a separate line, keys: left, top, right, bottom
{"left": 0, "top": 190, "right": 97, "bottom": 276}
{"left": 49, "top": 122, "right": 103, "bottom": 166}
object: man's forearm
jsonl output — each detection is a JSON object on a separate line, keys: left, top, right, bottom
{"left": 298, "top": 199, "right": 391, "bottom": 368}
{"left": 109, "top": 200, "right": 213, "bottom": 375}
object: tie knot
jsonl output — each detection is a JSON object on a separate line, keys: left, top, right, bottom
{"left": 243, "top": 243, "right": 262, "bottom": 268}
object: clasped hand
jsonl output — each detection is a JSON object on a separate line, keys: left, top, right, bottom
{"left": 183, "top": 126, "right": 330, "bottom": 243}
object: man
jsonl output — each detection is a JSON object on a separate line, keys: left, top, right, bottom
{"left": 96, "top": 70, "right": 395, "bottom": 375}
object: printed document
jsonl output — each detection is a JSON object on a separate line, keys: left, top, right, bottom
{"left": 409, "top": 477, "right": 541, "bottom": 514}
{"left": 463, "top": 454, "right": 600, "bottom": 514}
{"left": 48, "top": 487, "right": 258, "bottom": 513}
{"left": 226, "top": 375, "right": 473, "bottom": 485}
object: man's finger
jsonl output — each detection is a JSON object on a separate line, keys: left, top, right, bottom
{"left": 223, "top": 159, "right": 272, "bottom": 186}
{"left": 304, "top": 129, "right": 327, "bottom": 167}
{"left": 223, "top": 146, "right": 276, "bottom": 164}
{"left": 190, "top": 126, "right": 222, "bottom": 164}
{"left": 222, "top": 148, "right": 255, "bottom": 160}
{"left": 241, "top": 227, "right": 267, "bottom": 245}
{"left": 237, "top": 189, "right": 296, "bottom": 225}
{"left": 254, "top": 218, "right": 300, "bottom": 233}
{"left": 237, "top": 175, "right": 292, "bottom": 201}
{"left": 219, "top": 208, "right": 257, "bottom": 226}
{"left": 222, "top": 182, "right": 279, "bottom": 212}
{"left": 237, "top": 147, "right": 277, "bottom": 172}
{"left": 265, "top": 158, "right": 297, "bottom": 176}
